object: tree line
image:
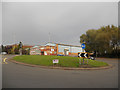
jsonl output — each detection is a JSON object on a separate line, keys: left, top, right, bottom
{"left": 80, "top": 25, "right": 120, "bottom": 58}
{"left": 1, "top": 42, "right": 30, "bottom": 55}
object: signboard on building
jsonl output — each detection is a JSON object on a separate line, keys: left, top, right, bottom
{"left": 53, "top": 59, "right": 59, "bottom": 63}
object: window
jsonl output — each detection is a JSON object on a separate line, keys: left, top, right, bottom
{"left": 51, "top": 49, "right": 54, "bottom": 51}
{"left": 40, "top": 48, "right": 44, "bottom": 49}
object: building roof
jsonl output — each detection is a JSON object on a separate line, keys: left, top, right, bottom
{"left": 31, "top": 45, "right": 40, "bottom": 48}
{"left": 46, "top": 42, "right": 81, "bottom": 47}
{"left": 5, "top": 44, "right": 33, "bottom": 48}
{"left": 45, "top": 43, "right": 56, "bottom": 46}
{"left": 23, "top": 45, "right": 33, "bottom": 48}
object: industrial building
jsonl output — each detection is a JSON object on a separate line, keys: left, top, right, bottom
{"left": 30, "top": 42, "right": 83, "bottom": 56}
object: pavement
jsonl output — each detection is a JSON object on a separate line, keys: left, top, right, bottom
{"left": 2, "top": 55, "right": 119, "bottom": 88}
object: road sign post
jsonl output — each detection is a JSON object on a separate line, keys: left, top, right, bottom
{"left": 81, "top": 43, "right": 85, "bottom": 52}
{"left": 79, "top": 58, "right": 81, "bottom": 65}
{"left": 83, "top": 58, "right": 84, "bottom": 64}
{"left": 53, "top": 59, "right": 59, "bottom": 64}
{"left": 78, "top": 43, "right": 88, "bottom": 65}
{"left": 78, "top": 52, "right": 89, "bottom": 65}
{"left": 87, "top": 58, "right": 88, "bottom": 64}
{"left": 53, "top": 59, "right": 59, "bottom": 66}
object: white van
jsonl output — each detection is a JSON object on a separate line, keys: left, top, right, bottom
{"left": 1, "top": 52, "right": 7, "bottom": 55}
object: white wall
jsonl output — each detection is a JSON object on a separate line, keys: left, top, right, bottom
{"left": 58, "top": 45, "right": 82, "bottom": 53}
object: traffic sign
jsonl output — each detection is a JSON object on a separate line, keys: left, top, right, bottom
{"left": 53, "top": 59, "right": 59, "bottom": 63}
{"left": 78, "top": 52, "right": 89, "bottom": 58}
{"left": 81, "top": 43, "right": 85, "bottom": 49}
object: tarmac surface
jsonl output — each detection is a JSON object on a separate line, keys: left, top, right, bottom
{"left": 2, "top": 55, "right": 118, "bottom": 88}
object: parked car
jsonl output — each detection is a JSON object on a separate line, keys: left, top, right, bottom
{"left": 89, "top": 56, "right": 95, "bottom": 60}
{"left": 89, "top": 53, "right": 95, "bottom": 60}
{"left": 1, "top": 52, "right": 7, "bottom": 55}
{"left": 57, "top": 54, "right": 64, "bottom": 56}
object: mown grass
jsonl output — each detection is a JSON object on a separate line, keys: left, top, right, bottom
{"left": 13, "top": 55, "right": 108, "bottom": 68}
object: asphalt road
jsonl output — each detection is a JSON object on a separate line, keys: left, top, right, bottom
{"left": 2, "top": 55, "right": 118, "bottom": 88}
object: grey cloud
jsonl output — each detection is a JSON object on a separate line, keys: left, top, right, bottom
{"left": 2, "top": 2, "right": 118, "bottom": 45}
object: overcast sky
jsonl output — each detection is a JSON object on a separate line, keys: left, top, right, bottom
{"left": 2, "top": 2, "right": 118, "bottom": 46}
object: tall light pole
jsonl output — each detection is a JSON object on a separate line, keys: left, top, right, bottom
{"left": 14, "top": 32, "right": 15, "bottom": 45}
{"left": 49, "top": 32, "right": 50, "bottom": 43}
{"left": 49, "top": 32, "right": 50, "bottom": 55}
{"left": 12, "top": 32, "right": 16, "bottom": 54}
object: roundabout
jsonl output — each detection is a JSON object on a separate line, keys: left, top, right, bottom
{"left": 9, "top": 59, "right": 113, "bottom": 70}
{"left": 9, "top": 55, "right": 113, "bottom": 70}
{"left": 2, "top": 55, "right": 118, "bottom": 88}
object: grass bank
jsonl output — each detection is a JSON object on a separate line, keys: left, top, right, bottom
{"left": 13, "top": 55, "right": 108, "bottom": 68}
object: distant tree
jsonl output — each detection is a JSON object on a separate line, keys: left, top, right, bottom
{"left": 14, "top": 45, "right": 19, "bottom": 54}
{"left": 80, "top": 25, "right": 119, "bottom": 57}
{"left": 5, "top": 46, "right": 13, "bottom": 54}
{"left": 18, "top": 41, "right": 23, "bottom": 55}
{"left": 11, "top": 45, "right": 15, "bottom": 54}
{"left": 1, "top": 45, "right": 5, "bottom": 52}
{"left": 26, "top": 48, "right": 30, "bottom": 55}
{"left": 0, "top": 45, "right": 2, "bottom": 53}
{"left": 18, "top": 42, "right": 23, "bottom": 49}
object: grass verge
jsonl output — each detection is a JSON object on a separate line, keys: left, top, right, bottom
{"left": 13, "top": 55, "right": 108, "bottom": 68}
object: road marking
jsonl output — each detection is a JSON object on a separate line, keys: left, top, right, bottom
{"left": 2, "top": 58, "right": 8, "bottom": 64}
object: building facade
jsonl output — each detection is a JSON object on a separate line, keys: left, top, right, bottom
{"left": 56, "top": 43, "right": 83, "bottom": 56}
{"left": 30, "top": 42, "right": 83, "bottom": 56}
{"left": 30, "top": 44, "right": 57, "bottom": 55}
{"left": 30, "top": 46, "right": 41, "bottom": 55}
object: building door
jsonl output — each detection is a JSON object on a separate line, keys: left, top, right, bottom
{"left": 66, "top": 51, "right": 69, "bottom": 55}
{"left": 41, "top": 51, "right": 44, "bottom": 55}
{"left": 44, "top": 51, "right": 47, "bottom": 55}
{"left": 64, "top": 49, "right": 69, "bottom": 56}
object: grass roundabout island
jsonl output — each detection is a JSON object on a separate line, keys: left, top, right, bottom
{"left": 13, "top": 55, "right": 109, "bottom": 68}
